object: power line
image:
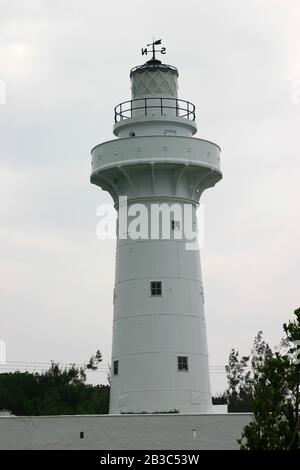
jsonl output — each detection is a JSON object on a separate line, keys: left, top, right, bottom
{"left": 1, "top": 361, "right": 109, "bottom": 369}
{"left": 1, "top": 360, "right": 227, "bottom": 368}
{"left": 0, "top": 366, "right": 226, "bottom": 374}
{"left": 0, "top": 360, "right": 229, "bottom": 375}
{"left": 1, "top": 361, "right": 108, "bottom": 367}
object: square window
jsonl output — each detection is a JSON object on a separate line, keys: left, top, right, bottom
{"left": 151, "top": 281, "right": 162, "bottom": 296}
{"left": 178, "top": 356, "right": 188, "bottom": 372}
{"left": 171, "top": 220, "right": 180, "bottom": 231}
{"left": 113, "top": 360, "right": 119, "bottom": 376}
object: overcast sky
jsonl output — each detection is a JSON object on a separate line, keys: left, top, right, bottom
{"left": 1, "top": 0, "right": 299, "bottom": 393}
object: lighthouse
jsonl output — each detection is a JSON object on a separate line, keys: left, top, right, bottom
{"left": 91, "top": 41, "right": 222, "bottom": 414}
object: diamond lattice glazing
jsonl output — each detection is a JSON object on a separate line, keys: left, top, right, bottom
{"left": 131, "top": 69, "right": 178, "bottom": 98}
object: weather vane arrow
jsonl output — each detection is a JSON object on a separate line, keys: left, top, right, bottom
{"left": 141, "top": 39, "right": 166, "bottom": 60}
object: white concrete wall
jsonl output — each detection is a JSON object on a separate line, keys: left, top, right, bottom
{"left": 0, "top": 414, "right": 252, "bottom": 450}
{"left": 110, "top": 200, "right": 211, "bottom": 414}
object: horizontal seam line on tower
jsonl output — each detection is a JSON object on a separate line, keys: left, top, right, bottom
{"left": 113, "top": 313, "right": 206, "bottom": 322}
{"left": 111, "top": 351, "right": 209, "bottom": 357}
{"left": 111, "top": 389, "right": 211, "bottom": 395}
{"left": 115, "top": 276, "right": 202, "bottom": 284}
{"left": 117, "top": 240, "right": 198, "bottom": 247}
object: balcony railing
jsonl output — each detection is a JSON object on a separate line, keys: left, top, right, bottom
{"left": 114, "top": 97, "right": 196, "bottom": 123}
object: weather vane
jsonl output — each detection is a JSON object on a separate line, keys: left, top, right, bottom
{"left": 141, "top": 39, "right": 166, "bottom": 61}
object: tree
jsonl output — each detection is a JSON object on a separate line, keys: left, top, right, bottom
{"left": 225, "top": 349, "right": 251, "bottom": 412}
{"left": 86, "top": 350, "right": 102, "bottom": 372}
{"left": 238, "top": 307, "right": 300, "bottom": 450}
{"left": 0, "top": 351, "right": 110, "bottom": 416}
{"left": 224, "top": 331, "right": 272, "bottom": 412}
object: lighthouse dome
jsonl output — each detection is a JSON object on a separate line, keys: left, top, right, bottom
{"left": 130, "top": 59, "right": 178, "bottom": 99}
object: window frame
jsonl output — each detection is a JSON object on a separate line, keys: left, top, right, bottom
{"left": 113, "top": 359, "right": 119, "bottom": 376}
{"left": 177, "top": 356, "right": 189, "bottom": 372}
{"left": 171, "top": 220, "right": 180, "bottom": 231}
{"left": 150, "top": 281, "right": 162, "bottom": 297}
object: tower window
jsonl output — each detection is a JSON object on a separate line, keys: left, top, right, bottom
{"left": 171, "top": 220, "right": 180, "bottom": 231}
{"left": 177, "top": 356, "right": 189, "bottom": 372}
{"left": 150, "top": 281, "right": 162, "bottom": 296}
{"left": 113, "top": 360, "right": 119, "bottom": 375}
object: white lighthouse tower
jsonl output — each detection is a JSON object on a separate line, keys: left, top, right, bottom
{"left": 91, "top": 41, "right": 222, "bottom": 414}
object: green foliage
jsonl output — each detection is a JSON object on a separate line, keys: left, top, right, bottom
{"left": 86, "top": 350, "right": 103, "bottom": 372}
{"left": 238, "top": 352, "right": 295, "bottom": 449}
{"left": 224, "top": 331, "right": 272, "bottom": 412}
{"left": 225, "top": 348, "right": 251, "bottom": 412}
{"left": 283, "top": 308, "right": 300, "bottom": 343}
{"left": 212, "top": 392, "right": 227, "bottom": 405}
{"left": 0, "top": 352, "right": 110, "bottom": 416}
{"left": 238, "top": 307, "right": 300, "bottom": 450}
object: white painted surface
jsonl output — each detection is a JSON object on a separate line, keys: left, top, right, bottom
{"left": 0, "top": 414, "right": 251, "bottom": 450}
{"left": 210, "top": 405, "right": 228, "bottom": 414}
{"left": 110, "top": 202, "right": 211, "bottom": 414}
{"left": 113, "top": 117, "right": 197, "bottom": 137}
{"left": 91, "top": 59, "right": 222, "bottom": 414}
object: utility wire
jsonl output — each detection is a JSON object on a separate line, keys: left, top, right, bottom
{"left": 1, "top": 360, "right": 227, "bottom": 368}
{"left": 0, "top": 366, "right": 226, "bottom": 374}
